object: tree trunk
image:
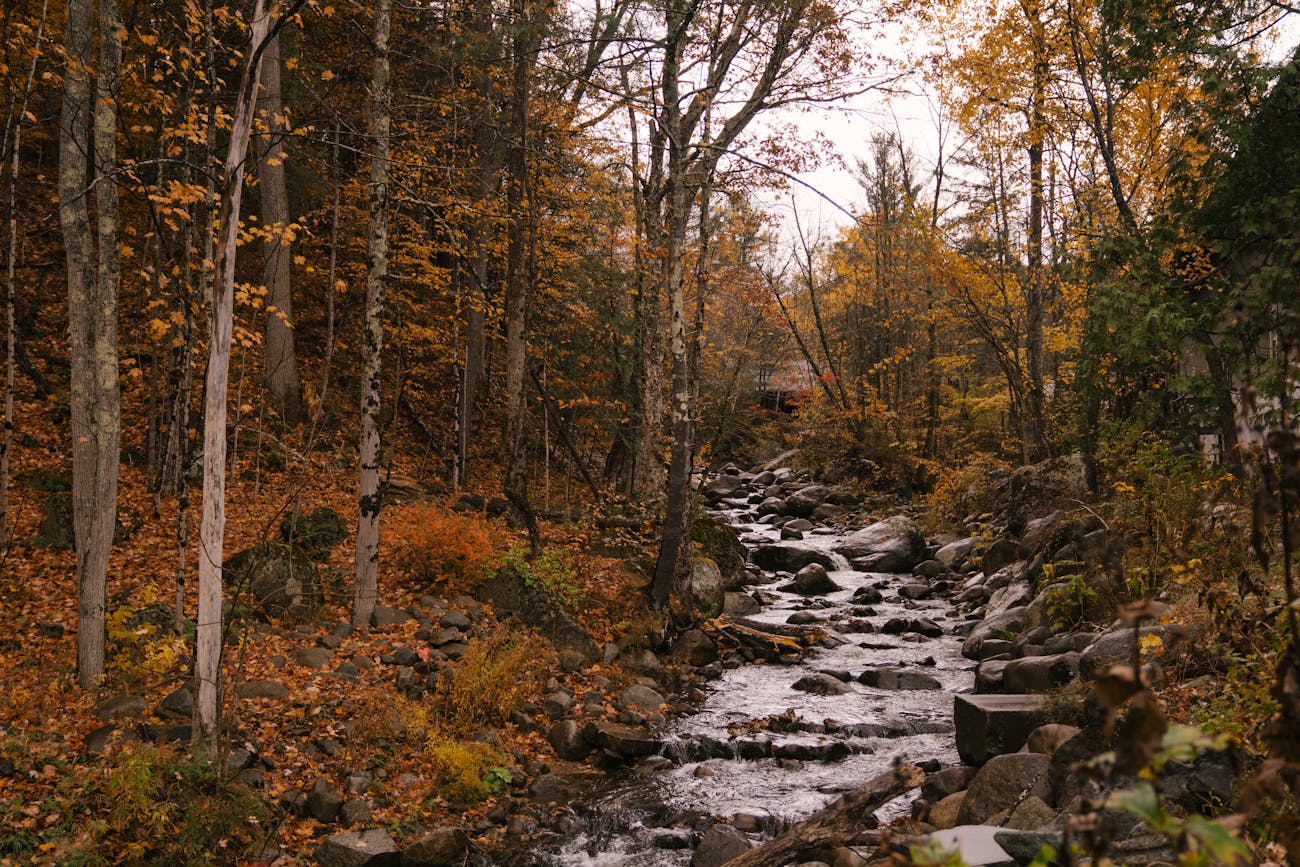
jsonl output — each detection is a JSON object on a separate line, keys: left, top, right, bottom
{"left": 61, "top": 0, "right": 123, "bottom": 688}
{"left": 503, "top": 0, "right": 539, "bottom": 549}
{"left": 1, "top": 0, "right": 47, "bottom": 554}
{"left": 1022, "top": 0, "right": 1049, "bottom": 463}
{"left": 195, "top": 0, "right": 273, "bottom": 739}
{"left": 353, "top": 0, "right": 391, "bottom": 629}
{"left": 258, "top": 32, "right": 302, "bottom": 425}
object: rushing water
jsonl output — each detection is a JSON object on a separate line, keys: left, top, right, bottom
{"left": 529, "top": 491, "right": 976, "bottom": 865}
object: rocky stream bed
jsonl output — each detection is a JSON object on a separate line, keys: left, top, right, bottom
{"left": 307, "top": 456, "right": 1228, "bottom": 867}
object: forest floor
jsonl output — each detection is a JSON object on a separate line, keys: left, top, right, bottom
{"left": 0, "top": 405, "right": 677, "bottom": 865}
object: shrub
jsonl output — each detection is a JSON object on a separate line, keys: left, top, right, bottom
{"left": 424, "top": 737, "right": 512, "bottom": 804}
{"left": 495, "top": 546, "right": 583, "bottom": 606}
{"left": 923, "top": 452, "right": 1014, "bottom": 531}
{"left": 403, "top": 505, "right": 501, "bottom": 587}
{"left": 436, "top": 631, "right": 554, "bottom": 729}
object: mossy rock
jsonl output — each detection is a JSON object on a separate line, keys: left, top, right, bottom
{"left": 280, "top": 506, "right": 347, "bottom": 553}
{"left": 692, "top": 514, "right": 746, "bottom": 590}
{"left": 225, "top": 542, "right": 322, "bottom": 622}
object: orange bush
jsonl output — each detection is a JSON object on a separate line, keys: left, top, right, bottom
{"left": 401, "top": 505, "right": 501, "bottom": 588}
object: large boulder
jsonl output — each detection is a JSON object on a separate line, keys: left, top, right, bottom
{"left": 476, "top": 568, "right": 600, "bottom": 664}
{"left": 956, "top": 753, "right": 1053, "bottom": 825}
{"left": 400, "top": 827, "right": 469, "bottom": 866}
{"left": 1002, "top": 652, "right": 1081, "bottom": 694}
{"left": 954, "top": 694, "right": 1046, "bottom": 766}
{"left": 680, "top": 555, "right": 726, "bottom": 617}
{"left": 693, "top": 515, "right": 747, "bottom": 589}
{"left": 1078, "top": 623, "right": 1189, "bottom": 681}
{"left": 782, "top": 485, "right": 828, "bottom": 518}
{"left": 316, "top": 829, "right": 399, "bottom": 867}
{"left": 834, "top": 516, "right": 926, "bottom": 573}
{"left": 750, "top": 542, "right": 835, "bottom": 573}
{"left": 704, "top": 475, "right": 743, "bottom": 499}
{"left": 1004, "top": 454, "right": 1091, "bottom": 513}
{"left": 225, "top": 543, "right": 322, "bottom": 621}
{"left": 1019, "top": 511, "right": 1071, "bottom": 555}
{"left": 281, "top": 507, "right": 348, "bottom": 552}
{"left": 962, "top": 607, "right": 1030, "bottom": 660}
{"left": 979, "top": 538, "right": 1021, "bottom": 576}
{"left": 936, "top": 537, "right": 977, "bottom": 568}
{"left": 778, "top": 563, "right": 841, "bottom": 596}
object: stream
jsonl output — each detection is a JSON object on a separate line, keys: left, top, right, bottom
{"left": 528, "top": 478, "right": 976, "bottom": 865}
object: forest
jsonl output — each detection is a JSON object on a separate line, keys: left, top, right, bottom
{"left": 2, "top": 0, "right": 1300, "bottom": 862}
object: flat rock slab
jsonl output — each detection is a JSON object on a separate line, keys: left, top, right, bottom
{"left": 954, "top": 694, "right": 1046, "bottom": 766}
{"left": 923, "top": 826, "right": 1016, "bottom": 866}
{"left": 859, "top": 668, "right": 941, "bottom": 691}
{"left": 315, "top": 829, "right": 399, "bottom": 867}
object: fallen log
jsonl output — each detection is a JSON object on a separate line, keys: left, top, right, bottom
{"left": 703, "top": 616, "right": 814, "bottom": 659}
{"left": 731, "top": 616, "right": 824, "bottom": 644}
{"left": 723, "top": 761, "right": 925, "bottom": 867}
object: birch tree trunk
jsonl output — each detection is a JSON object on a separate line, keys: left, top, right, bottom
{"left": 353, "top": 0, "right": 392, "bottom": 629}
{"left": 1, "top": 0, "right": 48, "bottom": 554}
{"left": 195, "top": 0, "right": 273, "bottom": 739}
{"left": 258, "top": 32, "right": 302, "bottom": 425}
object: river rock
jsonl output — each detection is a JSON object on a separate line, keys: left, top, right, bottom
{"left": 924, "top": 766, "right": 977, "bottom": 801}
{"left": 985, "top": 582, "right": 1032, "bottom": 619}
{"left": 751, "top": 542, "right": 835, "bottom": 573}
{"left": 979, "top": 539, "right": 1021, "bottom": 576}
{"left": 936, "top": 537, "right": 977, "bottom": 568}
{"left": 548, "top": 720, "right": 591, "bottom": 761}
{"left": 882, "top": 617, "right": 943, "bottom": 638}
{"left": 1161, "top": 748, "right": 1239, "bottom": 814}
{"left": 929, "top": 791, "right": 965, "bottom": 830}
{"left": 962, "top": 607, "right": 1030, "bottom": 660}
{"left": 1002, "top": 652, "right": 1080, "bottom": 694}
{"left": 724, "top": 592, "right": 761, "bottom": 616}
{"left": 691, "top": 824, "right": 752, "bottom": 866}
{"left": 994, "top": 830, "right": 1064, "bottom": 866}
{"left": 400, "top": 827, "right": 468, "bottom": 865}
{"left": 671, "top": 629, "right": 718, "bottom": 666}
{"left": 792, "top": 673, "right": 853, "bottom": 695}
{"left": 705, "top": 475, "right": 743, "bottom": 498}
{"left": 975, "top": 659, "right": 1011, "bottom": 693}
{"left": 859, "top": 668, "right": 941, "bottom": 690}
{"left": 1078, "top": 624, "right": 1189, "bottom": 681}
{"left": 1026, "top": 724, "right": 1080, "bottom": 756}
{"left": 898, "top": 583, "right": 933, "bottom": 600}
{"left": 779, "top": 563, "right": 841, "bottom": 595}
{"left": 1019, "top": 511, "right": 1070, "bottom": 555}
{"left": 226, "top": 542, "right": 322, "bottom": 621}
{"left": 783, "top": 485, "right": 828, "bottom": 518}
{"left": 583, "top": 722, "right": 661, "bottom": 758}
{"left": 956, "top": 753, "right": 1053, "bottom": 825}
{"left": 621, "top": 684, "right": 665, "bottom": 710}
{"left": 954, "top": 694, "right": 1046, "bottom": 765}
{"left": 476, "top": 568, "right": 600, "bottom": 664}
{"left": 681, "top": 556, "right": 726, "bottom": 616}
{"left": 989, "top": 795, "right": 1057, "bottom": 831}
{"left": 834, "top": 516, "right": 925, "bottom": 572}
{"left": 913, "top": 559, "right": 951, "bottom": 579}
{"left": 852, "top": 586, "right": 884, "bottom": 603}
{"left": 316, "top": 829, "right": 399, "bottom": 867}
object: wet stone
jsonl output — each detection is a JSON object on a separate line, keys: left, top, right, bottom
{"left": 791, "top": 673, "right": 854, "bottom": 695}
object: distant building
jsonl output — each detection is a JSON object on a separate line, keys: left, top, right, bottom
{"left": 756, "top": 358, "right": 814, "bottom": 412}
